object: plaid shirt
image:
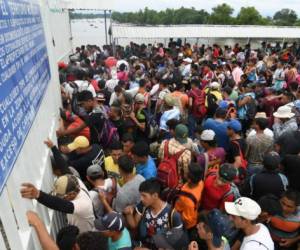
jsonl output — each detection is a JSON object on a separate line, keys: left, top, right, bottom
{"left": 273, "top": 118, "right": 298, "bottom": 140}
{"left": 158, "top": 138, "right": 192, "bottom": 181}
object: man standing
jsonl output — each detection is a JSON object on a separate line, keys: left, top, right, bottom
{"left": 225, "top": 197, "right": 274, "bottom": 250}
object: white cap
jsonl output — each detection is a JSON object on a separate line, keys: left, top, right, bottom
{"left": 200, "top": 129, "right": 216, "bottom": 141}
{"left": 225, "top": 197, "right": 261, "bottom": 220}
{"left": 210, "top": 81, "right": 220, "bottom": 89}
{"left": 183, "top": 57, "right": 192, "bottom": 63}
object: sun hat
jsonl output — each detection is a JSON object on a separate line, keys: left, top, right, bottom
{"left": 273, "top": 105, "right": 295, "bottom": 119}
{"left": 225, "top": 197, "right": 262, "bottom": 220}
{"left": 67, "top": 136, "right": 90, "bottom": 151}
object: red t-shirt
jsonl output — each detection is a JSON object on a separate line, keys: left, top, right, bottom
{"left": 67, "top": 116, "right": 91, "bottom": 141}
{"left": 201, "top": 174, "right": 234, "bottom": 211}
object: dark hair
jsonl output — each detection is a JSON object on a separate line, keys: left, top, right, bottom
{"left": 77, "top": 90, "right": 93, "bottom": 102}
{"left": 110, "top": 141, "right": 123, "bottom": 151}
{"left": 198, "top": 213, "right": 211, "bottom": 233}
{"left": 254, "top": 117, "right": 269, "bottom": 130}
{"left": 114, "top": 85, "right": 123, "bottom": 93}
{"left": 201, "top": 139, "right": 217, "bottom": 147}
{"left": 56, "top": 225, "right": 79, "bottom": 250}
{"left": 118, "top": 155, "right": 134, "bottom": 174}
{"left": 289, "top": 81, "right": 299, "bottom": 92}
{"left": 188, "top": 163, "right": 203, "bottom": 184}
{"left": 139, "top": 178, "right": 162, "bottom": 196}
{"left": 258, "top": 195, "right": 282, "bottom": 216}
{"left": 166, "top": 119, "right": 180, "bottom": 131}
{"left": 131, "top": 141, "right": 149, "bottom": 157}
{"left": 119, "top": 63, "right": 126, "bottom": 71}
{"left": 159, "top": 78, "right": 170, "bottom": 87}
{"left": 222, "top": 86, "right": 233, "bottom": 96}
{"left": 215, "top": 108, "right": 226, "bottom": 119}
{"left": 76, "top": 232, "right": 108, "bottom": 250}
{"left": 122, "top": 133, "right": 135, "bottom": 143}
{"left": 139, "top": 79, "right": 147, "bottom": 87}
{"left": 282, "top": 190, "right": 300, "bottom": 206}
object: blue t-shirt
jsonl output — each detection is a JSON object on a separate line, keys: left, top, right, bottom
{"left": 136, "top": 156, "right": 157, "bottom": 179}
{"left": 108, "top": 228, "right": 132, "bottom": 250}
{"left": 203, "top": 118, "right": 229, "bottom": 150}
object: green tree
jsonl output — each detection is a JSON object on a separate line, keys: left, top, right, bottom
{"left": 236, "top": 7, "right": 264, "bottom": 25}
{"left": 273, "top": 9, "right": 297, "bottom": 26}
{"left": 208, "top": 3, "right": 234, "bottom": 24}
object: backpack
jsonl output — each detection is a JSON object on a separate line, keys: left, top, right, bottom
{"left": 231, "top": 140, "right": 247, "bottom": 169}
{"left": 144, "top": 110, "right": 159, "bottom": 139}
{"left": 162, "top": 185, "right": 199, "bottom": 212}
{"left": 190, "top": 89, "right": 207, "bottom": 118}
{"left": 206, "top": 90, "right": 219, "bottom": 117}
{"left": 223, "top": 182, "right": 241, "bottom": 201}
{"left": 97, "top": 119, "right": 120, "bottom": 148}
{"left": 249, "top": 173, "right": 288, "bottom": 196}
{"left": 157, "top": 141, "right": 186, "bottom": 189}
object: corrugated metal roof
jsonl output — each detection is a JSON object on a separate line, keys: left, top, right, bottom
{"left": 64, "top": 0, "right": 115, "bottom": 10}
{"left": 112, "top": 24, "right": 300, "bottom": 39}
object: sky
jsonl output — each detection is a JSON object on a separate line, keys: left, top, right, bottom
{"left": 112, "top": 0, "right": 300, "bottom": 17}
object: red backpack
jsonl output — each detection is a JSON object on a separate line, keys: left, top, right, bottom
{"left": 190, "top": 89, "right": 207, "bottom": 119}
{"left": 157, "top": 141, "right": 186, "bottom": 189}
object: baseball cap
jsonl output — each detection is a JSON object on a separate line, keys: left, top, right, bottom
{"left": 219, "top": 100, "right": 229, "bottom": 110}
{"left": 263, "top": 151, "right": 280, "bottom": 170}
{"left": 225, "top": 197, "right": 262, "bottom": 220}
{"left": 207, "top": 209, "right": 231, "bottom": 248}
{"left": 219, "top": 164, "right": 238, "bottom": 182}
{"left": 67, "top": 136, "right": 89, "bottom": 151}
{"left": 135, "top": 93, "right": 145, "bottom": 104}
{"left": 153, "top": 228, "right": 189, "bottom": 250}
{"left": 227, "top": 119, "right": 242, "bottom": 132}
{"left": 200, "top": 129, "right": 216, "bottom": 141}
{"left": 175, "top": 124, "right": 188, "bottom": 144}
{"left": 86, "top": 164, "right": 104, "bottom": 177}
{"left": 94, "top": 212, "right": 124, "bottom": 232}
{"left": 52, "top": 175, "right": 80, "bottom": 197}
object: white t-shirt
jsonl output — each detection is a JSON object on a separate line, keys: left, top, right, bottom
{"left": 247, "top": 128, "right": 274, "bottom": 139}
{"left": 68, "top": 189, "right": 95, "bottom": 233}
{"left": 241, "top": 224, "right": 274, "bottom": 250}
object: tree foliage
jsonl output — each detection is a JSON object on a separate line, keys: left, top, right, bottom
{"left": 273, "top": 9, "right": 298, "bottom": 26}
{"left": 72, "top": 6, "right": 300, "bottom": 26}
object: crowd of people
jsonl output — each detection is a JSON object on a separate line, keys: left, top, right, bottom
{"left": 20, "top": 39, "right": 300, "bottom": 250}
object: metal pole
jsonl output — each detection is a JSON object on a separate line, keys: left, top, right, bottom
{"left": 104, "top": 10, "right": 108, "bottom": 45}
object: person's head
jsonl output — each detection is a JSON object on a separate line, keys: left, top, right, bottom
{"left": 273, "top": 105, "right": 295, "bottom": 122}
{"left": 188, "top": 163, "right": 203, "bottom": 184}
{"left": 221, "top": 86, "right": 232, "bottom": 99}
{"left": 118, "top": 155, "right": 135, "bottom": 176}
{"left": 134, "top": 93, "right": 145, "bottom": 109}
{"left": 94, "top": 212, "right": 125, "bottom": 238}
{"left": 280, "top": 190, "right": 300, "bottom": 216}
{"left": 159, "top": 78, "right": 169, "bottom": 90}
{"left": 67, "top": 136, "right": 90, "bottom": 154}
{"left": 174, "top": 124, "right": 189, "bottom": 144}
{"left": 190, "top": 78, "right": 200, "bottom": 89}
{"left": 86, "top": 164, "right": 105, "bottom": 185}
{"left": 110, "top": 141, "right": 123, "bottom": 164}
{"left": 163, "top": 94, "right": 176, "bottom": 109}
{"left": 74, "top": 231, "right": 108, "bottom": 250}
{"left": 56, "top": 225, "right": 79, "bottom": 250}
{"left": 131, "top": 141, "right": 149, "bottom": 164}
{"left": 257, "top": 195, "right": 282, "bottom": 223}
{"left": 109, "top": 105, "right": 122, "bottom": 119}
{"left": 119, "top": 63, "right": 126, "bottom": 72}
{"left": 200, "top": 129, "right": 217, "bottom": 149}
{"left": 121, "top": 133, "right": 135, "bottom": 154}
{"left": 197, "top": 209, "right": 230, "bottom": 248}
{"left": 52, "top": 175, "right": 80, "bottom": 201}
{"left": 253, "top": 117, "right": 269, "bottom": 132}
{"left": 216, "top": 163, "right": 237, "bottom": 186}
{"left": 139, "top": 178, "right": 162, "bottom": 207}
{"left": 263, "top": 151, "right": 280, "bottom": 171}
{"left": 227, "top": 119, "right": 242, "bottom": 137}
{"left": 166, "top": 119, "right": 180, "bottom": 136}
{"left": 225, "top": 197, "right": 262, "bottom": 229}
{"left": 215, "top": 108, "right": 227, "bottom": 120}
{"left": 139, "top": 78, "right": 147, "bottom": 88}
{"left": 77, "top": 90, "right": 94, "bottom": 112}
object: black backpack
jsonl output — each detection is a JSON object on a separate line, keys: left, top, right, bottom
{"left": 206, "top": 90, "right": 218, "bottom": 118}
